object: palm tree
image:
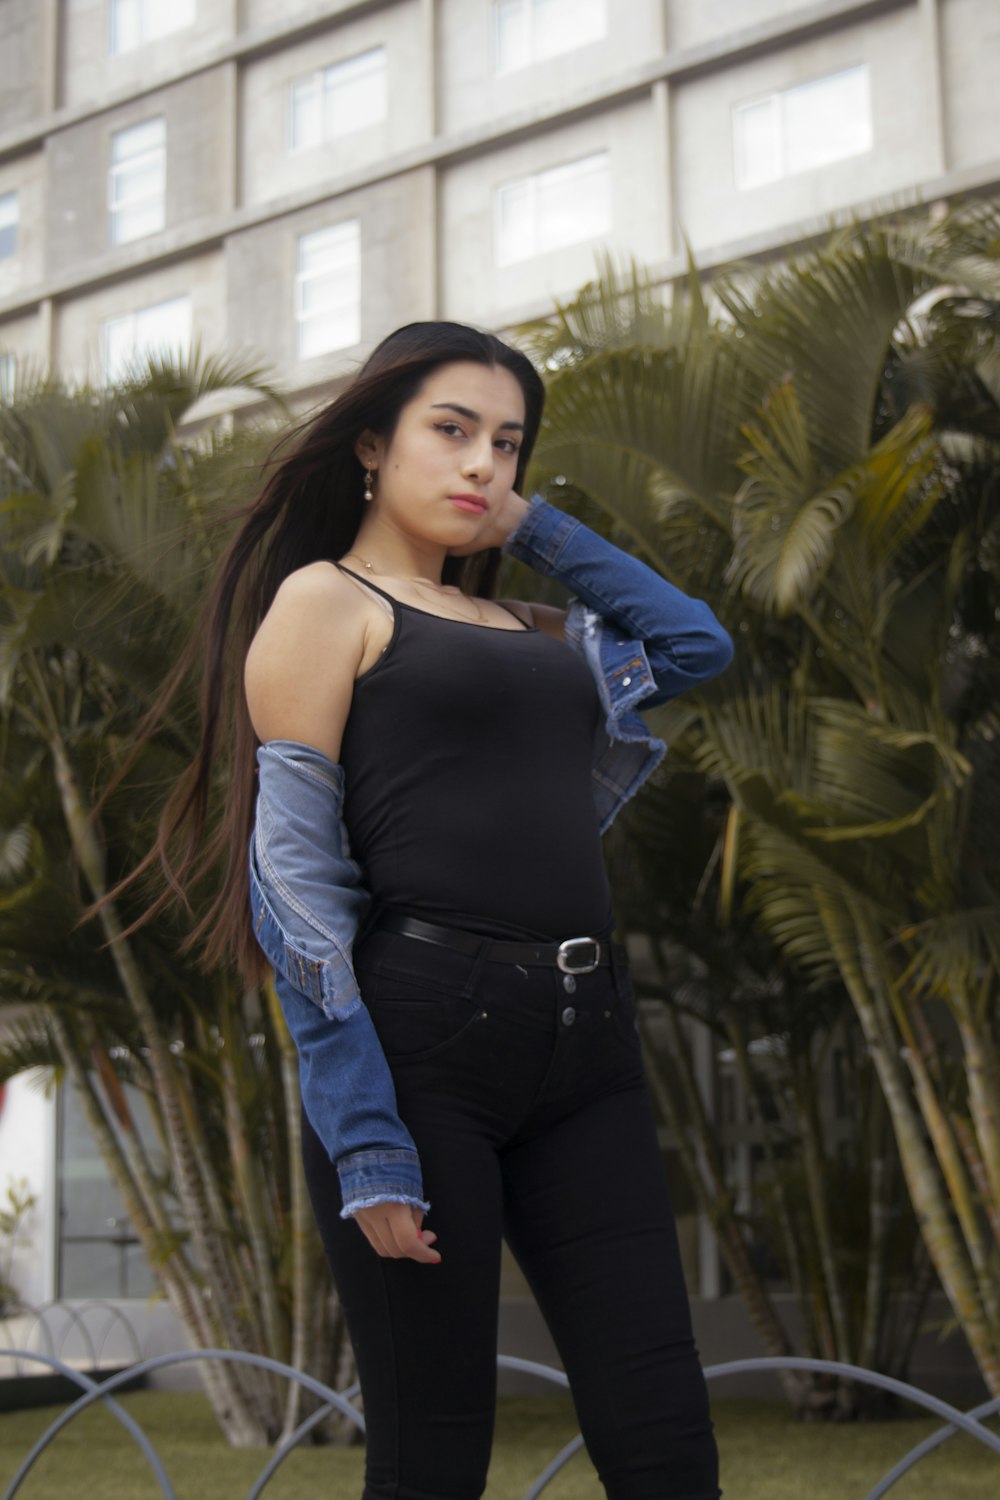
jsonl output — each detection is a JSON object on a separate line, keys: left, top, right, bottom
{"left": 605, "top": 763, "right": 931, "bottom": 1415}
{"left": 0, "top": 357, "right": 351, "bottom": 1443}
{"left": 517, "top": 209, "right": 1000, "bottom": 1398}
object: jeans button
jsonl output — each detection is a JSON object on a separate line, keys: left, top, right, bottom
{"left": 561, "top": 1006, "right": 576, "bottom": 1027}
{"left": 562, "top": 973, "right": 577, "bottom": 994}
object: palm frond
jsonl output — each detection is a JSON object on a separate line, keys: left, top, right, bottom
{"left": 719, "top": 228, "right": 929, "bottom": 475}
{"left": 728, "top": 399, "right": 941, "bottom": 616}
{"left": 0, "top": 822, "right": 35, "bottom": 885}
{"left": 0, "top": 1013, "right": 62, "bottom": 1080}
{"left": 99, "top": 345, "right": 287, "bottom": 450}
{"left": 517, "top": 254, "right": 672, "bottom": 364}
{"left": 531, "top": 342, "right": 745, "bottom": 568}
{"left": 896, "top": 907, "right": 1000, "bottom": 998}
{"left": 727, "top": 379, "right": 849, "bottom": 615}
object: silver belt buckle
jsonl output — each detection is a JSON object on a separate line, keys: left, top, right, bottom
{"left": 557, "top": 937, "right": 601, "bottom": 975}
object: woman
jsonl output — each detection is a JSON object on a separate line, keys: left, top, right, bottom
{"left": 169, "top": 321, "right": 731, "bottom": 1499}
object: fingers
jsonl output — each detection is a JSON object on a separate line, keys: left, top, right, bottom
{"left": 353, "top": 1203, "right": 442, "bottom": 1264}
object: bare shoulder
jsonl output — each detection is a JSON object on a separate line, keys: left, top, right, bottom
{"left": 244, "top": 561, "right": 367, "bottom": 761}
{"left": 248, "top": 561, "right": 367, "bottom": 661}
{"left": 267, "top": 558, "right": 361, "bottom": 614}
{"left": 499, "top": 599, "right": 566, "bottom": 641}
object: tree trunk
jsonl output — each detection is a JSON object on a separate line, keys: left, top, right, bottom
{"left": 836, "top": 904, "right": 1000, "bottom": 1395}
{"left": 264, "top": 977, "right": 325, "bottom": 1444}
{"left": 793, "top": 1065, "right": 852, "bottom": 1370}
{"left": 725, "top": 1017, "right": 811, "bottom": 1334}
{"left": 952, "top": 990, "right": 1000, "bottom": 1246}
{"left": 48, "top": 1012, "right": 254, "bottom": 1432}
{"left": 49, "top": 729, "right": 278, "bottom": 1443}
{"left": 859, "top": 1089, "right": 891, "bottom": 1372}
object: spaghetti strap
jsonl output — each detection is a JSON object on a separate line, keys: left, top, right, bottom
{"left": 336, "top": 563, "right": 398, "bottom": 606}
{"left": 336, "top": 564, "right": 534, "bottom": 632}
{"left": 336, "top": 563, "right": 397, "bottom": 619}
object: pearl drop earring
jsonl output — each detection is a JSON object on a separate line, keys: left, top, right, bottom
{"left": 363, "top": 468, "right": 375, "bottom": 503}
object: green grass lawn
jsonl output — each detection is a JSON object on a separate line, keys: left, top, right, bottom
{"left": 0, "top": 1391, "right": 998, "bottom": 1498}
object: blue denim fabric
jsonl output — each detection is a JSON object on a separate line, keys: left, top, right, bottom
{"left": 251, "top": 743, "right": 366, "bottom": 1020}
{"left": 248, "top": 497, "right": 733, "bottom": 1217}
{"left": 503, "top": 495, "right": 733, "bottom": 831}
{"left": 250, "top": 742, "right": 430, "bottom": 1217}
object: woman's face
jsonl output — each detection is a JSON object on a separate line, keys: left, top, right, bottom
{"left": 359, "top": 360, "right": 527, "bottom": 553}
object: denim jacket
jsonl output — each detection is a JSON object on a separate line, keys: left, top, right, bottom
{"left": 248, "top": 496, "right": 732, "bottom": 1218}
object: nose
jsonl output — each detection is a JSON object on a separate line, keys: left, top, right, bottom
{"left": 462, "top": 432, "right": 494, "bottom": 484}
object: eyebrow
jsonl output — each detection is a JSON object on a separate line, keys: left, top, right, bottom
{"left": 431, "top": 401, "right": 525, "bottom": 433}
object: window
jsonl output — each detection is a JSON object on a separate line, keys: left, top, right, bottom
{"left": 289, "top": 49, "right": 387, "bottom": 151}
{"left": 109, "top": 117, "right": 166, "bottom": 245}
{"left": 734, "top": 64, "right": 873, "bottom": 190}
{"left": 0, "top": 353, "right": 14, "bottom": 401}
{"left": 495, "top": 152, "right": 610, "bottom": 266}
{"left": 57, "top": 1082, "right": 161, "bottom": 1299}
{"left": 102, "top": 295, "right": 191, "bottom": 383}
{"left": 0, "top": 192, "right": 17, "bottom": 260}
{"left": 295, "top": 222, "right": 361, "bottom": 359}
{"left": 494, "top": 0, "right": 605, "bottom": 75}
{"left": 109, "top": 0, "right": 196, "bottom": 55}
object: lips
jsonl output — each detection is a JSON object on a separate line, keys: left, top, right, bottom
{"left": 449, "top": 494, "right": 488, "bottom": 515}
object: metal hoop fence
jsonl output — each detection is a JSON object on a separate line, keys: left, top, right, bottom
{"left": 0, "top": 1300, "right": 141, "bottom": 1375}
{"left": 1, "top": 1345, "right": 998, "bottom": 1500}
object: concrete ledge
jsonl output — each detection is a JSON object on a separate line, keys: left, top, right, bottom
{"left": 499, "top": 1292, "right": 986, "bottom": 1405}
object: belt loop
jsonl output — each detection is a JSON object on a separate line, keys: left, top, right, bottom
{"left": 461, "top": 936, "right": 491, "bottom": 1000}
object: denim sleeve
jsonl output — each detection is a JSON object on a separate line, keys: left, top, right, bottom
{"left": 251, "top": 740, "right": 429, "bottom": 1219}
{"left": 503, "top": 495, "right": 733, "bottom": 703}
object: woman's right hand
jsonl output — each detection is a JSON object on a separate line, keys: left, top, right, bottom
{"left": 353, "top": 1202, "right": 442, "bottom": 1264}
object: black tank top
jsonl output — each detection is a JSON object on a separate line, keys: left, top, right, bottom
{"left": 337, "top": 569, "right": 613, "bottom": 941}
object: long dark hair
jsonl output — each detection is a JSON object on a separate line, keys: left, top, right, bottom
{"left": 119, "top": 321, "right": 546, "bottom": 981}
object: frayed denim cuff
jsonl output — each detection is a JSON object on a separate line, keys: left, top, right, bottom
{"left": 337, "top": 1148, "right": 430, "bottom": 1220}
{"left": 502, "top": 493, "right": 564, "bottom": 566}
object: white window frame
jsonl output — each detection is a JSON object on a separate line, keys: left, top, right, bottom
{"left": 108, "top": 117, "right": 166, "bottom": 246}
{"left": 294, "top": 221, "right": 362, "bottom": 361}
{"left": 101, "top": 295, "right": 192, "bottom": 385}
{"left": 494, "top": 0, "right": 606, "bottom": 76}
{"left": 288, "top": 48, "right": 387, "bottom": 152}
{"left": 109, "top": 0, "right": 197, "bottom": 56}
{"left": 494, "top": 152, "right": 611, "bottom": 267}
{"left": 0, "top": 192, "right": 18, "bottom": 260}
{"left": 733, "top": 64, "right": 874, "bottom": 191}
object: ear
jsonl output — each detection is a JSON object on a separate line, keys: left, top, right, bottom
{"left": 354, "top": 429, "right": 382, "bottom": 470}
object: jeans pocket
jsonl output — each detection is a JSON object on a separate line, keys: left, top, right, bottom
{"left": 365, "top": 972, "right": 486, "bottom": 1064}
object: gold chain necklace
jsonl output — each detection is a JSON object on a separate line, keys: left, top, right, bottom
{"left": 343, "top": 552, "right": 486, "bottom": 624}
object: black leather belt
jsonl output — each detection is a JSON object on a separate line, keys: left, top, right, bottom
{"left": 376, "top": 913, "right": 610, "bottom": 975}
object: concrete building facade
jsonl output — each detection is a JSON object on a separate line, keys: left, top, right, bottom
{"left": 0, "top": 0, "right": 998, "bottom": 396}
{"left": 1, "top": 0, "right": 996, "bottom": 1393}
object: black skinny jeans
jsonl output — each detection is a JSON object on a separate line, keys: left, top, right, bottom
{"left": 301, "top": 926, "right": 721, "bottom": 1500}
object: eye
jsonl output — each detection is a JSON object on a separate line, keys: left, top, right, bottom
{"left": 495, "top": 437, "right": 521, "bottom": 456}
{"left": 434, "top": 421, "right": 465, "bottom": 438}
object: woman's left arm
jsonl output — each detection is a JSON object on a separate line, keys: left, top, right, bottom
{"left": 501, "top": 494, "right": 733, "bottom": 703}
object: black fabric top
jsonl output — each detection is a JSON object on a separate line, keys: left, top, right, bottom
{"left": 337, "top": 568, "right": 613, "bottom": 941}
